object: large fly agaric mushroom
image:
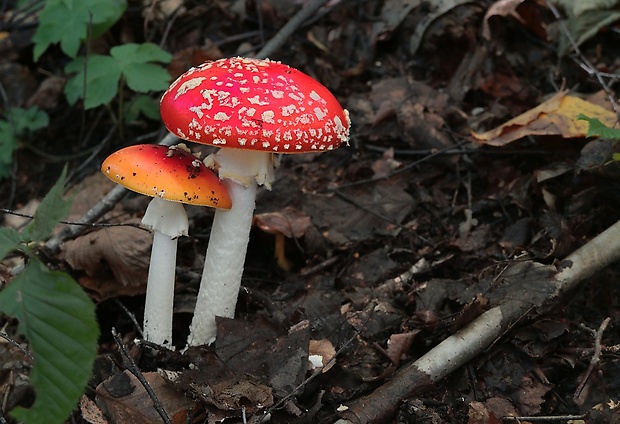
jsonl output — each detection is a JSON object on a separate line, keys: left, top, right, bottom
{"left": 160, "top": 57, "right": 350, "bottom": 346}
{"left": 101, "top": 143, "right": 231, "bottom": 348}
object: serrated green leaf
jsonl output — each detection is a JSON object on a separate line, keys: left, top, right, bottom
{"left": 123, "top": 62, "right": 172, "bottom": 93}
{"left": 0, "top": 260, "right": 99, "bottom": 424}
{"left": 577, "top": 113, "right": 620, "bottom": 139}
{"left": 64, "top": 55, "right": 122, "bottom": 108}
{"left": 0, "top": 227, "right": 23, "bottom": 259}
{"left": 124, "top": 94, "right": 161, "bottom": 123}
{"left": 33, "top": 0, "right": 127, "bottom": 60}
{"left": 11, "top": 107, "right": 50, "bottom": 134}
{"left": 0, "top": 107, "right": 49, "bottom": 179}
{"left": 110, "top": 42, "right": 172, "bottom": 64}
{"left": 65, "top": 43, "right": 171, "bottom": 109}
{"left": 111, "top": 43, "right": 172, "bottom": 93}
{"left": 23, "top": 167, "right": 72, "bottom": 242}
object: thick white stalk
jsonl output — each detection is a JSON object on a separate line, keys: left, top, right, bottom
{"left": 188, "top": 180, "right": 258, "bottom": 346}
{"left": 143, "top": 230, "right": 177, "bottom": 348}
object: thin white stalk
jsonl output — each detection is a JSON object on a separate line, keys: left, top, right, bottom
{"left": 187, "top": 180, "right": 258, "bottom": 346}
{"left": 141, "top": 198, "right": 188, "bottom": 349}
{"left": 143, "top": 230, "right": 177, "bottom": 348}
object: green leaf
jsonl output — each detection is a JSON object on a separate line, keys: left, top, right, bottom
{"left": 122, "top": 62, "right": 172, "bottom": 93}
{"left": 0, "top": 120, "right": 17, "bottom": 178}
{"left": 0, "top": 260, "right": 99, "bottom": 424}
{"left": 0, "top": 227, "right": 23, "bottom": 259}
{"left": 65, "top": 43, "right": 171, "bottom": 109}
{"left": 11, "top": 107, "right": 50, "bottom": 134}
{"left": 111, "top": 42, "right": 172, "bottom": 64}
{"left": 577, "top": 113, "right": 620, "bottom": 139}
{"left": 0, "top": 107, "right": 48, "bottom": 179}
{"left": 124, "top": 94, "right": 161, "bottom": 123}
{"left": 64, "top": 55, "right": 121, "bottom": 108}
{"left": 33, "top": 0, "right": 127, "bottom": 60}
{"left": 23, "top": 167, "right": 72, "bottom": 242}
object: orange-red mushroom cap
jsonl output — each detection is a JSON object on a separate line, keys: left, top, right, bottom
{"left": 101, "top": 144, "right": 232, "bottom": 209}
{"left": 160, "top": 57, "right": 350, "bottom": 153}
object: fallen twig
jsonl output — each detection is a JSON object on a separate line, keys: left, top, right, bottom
{"left": 336, "top": 218, "right": 620, "bottom": 423}
{"left": 111, "top": 327, "right": 172, "bottom": 424}
{"left": 573, "top": 317, "right": 611, "bottom": 401}
{"left": 0, "top": 331, "right": 34, "bottom": 361}
{"left": 255, "top": 0, "right": 330, "bottom": 59}
{"left": 502, "top": 414, "right": 587, "bottom": 422}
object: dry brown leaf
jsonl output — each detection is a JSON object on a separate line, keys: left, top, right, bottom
{"left": 79, "top": 395, "right": 108, "bottom": 424}
{"left": 467, "top": 400, "right": 502, "bottom": 424}
{"left": 96, "top": 370, "right": 198, "bottom": 424}
{"left": 308, "top": 339, "right": 337, "bottom": 372}
{"left": 4, "top": 199, "right": 39, "bottom": 230}
{"left": 386, "top": 331, "right": 420, "bottom": 366}
{"left": 65, "top": 173, "right": 119, "bottom": 223}
{"left": 482, "top": 0, "right": 547, "bottom": 40}
{"left": 254, "top": 206, "right": 312, "bottom": 238}
{"left": 472, "top": 90, "right": 618, "bottom": 146}
{"left": 62, "top": 225, "right": 151, "bottom": 300}
{"left": 26, "top": 75, "right": 65, "bottom": 110}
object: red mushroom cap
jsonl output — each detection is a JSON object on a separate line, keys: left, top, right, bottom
{"left": 101, "top": 144, "right": 232, "bottom": 209}
{"left": 160, "top": 57, "right": 350, "bottom": 153}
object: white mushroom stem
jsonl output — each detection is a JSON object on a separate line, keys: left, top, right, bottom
{"left": 141, "top": 197, "right": 189, "bottom": 349}
{"left": 188, "top": 149, "right": 272, "bottom": 346}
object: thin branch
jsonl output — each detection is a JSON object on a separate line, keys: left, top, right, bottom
{"left": 255, "top": 0, "right": 330, "bottom": 59}
{"left": 573, "top": 317, "right": 611, "bottom": 401}
{"left": 502, "top": 414, "right": 587, "bottom": 422}
{"left": 111, "top": 327, "right": 172, "bottom": 424}
{"left": 0, "top": 331, "right": 34, "bottom": 361}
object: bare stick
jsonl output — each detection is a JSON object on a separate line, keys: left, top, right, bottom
{"left": 111, "top": 327, "right": 172, "bottom": 424}
{"left": 573, "top": 317, "right": 611, "bottom": 400}
{"left": 336, "top": 219, "right": 620, "bottom": 423}
{"left": 0, "top": 331, "right": 34, "bottom": 361}
{"left": 255, "top": 0, "right": 330, "bottom": 59}
{"left": 503, "top": 414, "right": 587, "bottom": 422}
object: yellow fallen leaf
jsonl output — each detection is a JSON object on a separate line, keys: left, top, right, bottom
{"left": 472, "top": 90, "right": 618, "bottom": 146}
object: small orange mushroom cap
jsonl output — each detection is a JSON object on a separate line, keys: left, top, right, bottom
{"left": 101, "top": 144, "right": 232, "bottom": 209}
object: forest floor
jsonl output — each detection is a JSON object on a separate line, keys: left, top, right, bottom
{"left": 2, "top": 0, "right": 620, "bottom": 423}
